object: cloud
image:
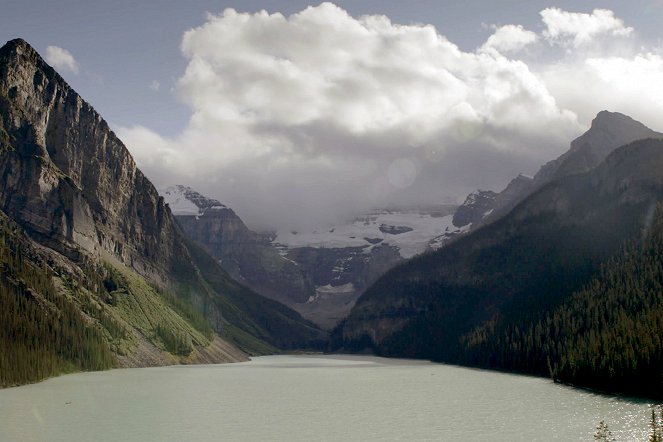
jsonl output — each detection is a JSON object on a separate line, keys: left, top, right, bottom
{"left": 542, "top": 53, "right": 663, "bottom": 128}
{"left": 149, "top": 80, "right": 160, "bottom": 91}
{"left": 541, "top": 8, "right": 634, "bottom": 47}
{"left": 45, "top": 45, "right": 79, "bottom": 74}
{"left": 482, "top": 25, "right": 537, "bottom": 53}
{"left": 118, "top": 4, "right": 661, "bottom": 231}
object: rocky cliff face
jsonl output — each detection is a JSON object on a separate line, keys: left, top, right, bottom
{"left": 0, "top": 39, "right": 322, "bottom": 384}
{"left": 492, "top": 173, "right": 533, "bottom": 213}
{"left": 283, "top": 242, "right": 403, "bottom": 328}
{"left": 0, "top": 38, "right": 178, "bottom": 282}
{"left": 272, "top": 206, "right": 459, "bottom": 328}
{"left": 452, "top": 190, "right": 497, "bottom": 228}
{"left": 161, "top": 185, "right": 460, "bottom": 329}
{"left": 163, "top": 185, "right": 314, "bottom": 305}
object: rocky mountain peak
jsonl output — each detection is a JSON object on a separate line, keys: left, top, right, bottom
{"left": 161, "top": 185, "right": 227, "bottom": 216}
{"left": 0, "top": 37, "right": 164, "bottom": 270}
{"left": 552, "top": 111, "right": 663, "bottom": 178}
{"left": 572, "top": 110, "right": 661, "bottom": 152}
{"left": 1, "top": 38, "right": 37, "bottom": 59}
{"left": 590, "top": 110, "right": 645, "bottom": 131}
{"left": 164, "top": 184, "right": 315, "bottom": 307}
{"left": 454, "top": 111, "right": 663, "bottom": 231}
{"left": 452, "top": 190, "right": 498, "bottom": 228}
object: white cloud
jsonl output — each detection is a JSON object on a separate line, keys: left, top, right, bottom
{"left": 149, "top": 80, "right": 160, "bottom": 91}
{"left": 119, "top": 4, "right": 663, "bottom": 230}
{"left": 482, "top": 25, "right": 537, "bottom": 53}
{"left": 541, "top": 8, "right": 634, "bottom": 47}
{"left": 542, "top": 53, "right": 663, "bottom": 128}
{"left": 45, "top": 45, "right": 79, "bottom": 74}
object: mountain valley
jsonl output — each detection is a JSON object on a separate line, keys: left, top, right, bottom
{"left": 163, "top": 184, "right": 463, "bottom": 328}
{"left": 1, "top": 36, "right": 662, "bottom": 401}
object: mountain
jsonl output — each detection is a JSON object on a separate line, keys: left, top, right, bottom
{"left": 458, "top": 111, "right": 663, "bottom": 229}
{"left": 463, "top": 202, "right": 663, "bottom": 398}
{"left": 452, "top": 190, "right": 497, "bottom": 228}
{"left": 272, "top": 205, "right": 462, "bottom": 328}
{"left": 0, "top": 38, "right": 322, "bottom": 386}
{"left": 164, "top": 185, "right": 462, "bottom": 329}
{"left": 333, "top": 136, "right": 663, "bottom": 397}
{"left": 162, "top": 185, "right": 314, "bottom": 305}
{"left": 540, "top": 110, "right": 663, "bottom": 181}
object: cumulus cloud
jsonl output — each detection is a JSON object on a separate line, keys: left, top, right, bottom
{"left": 542, "top": 53, "right": 663, "bottom": 128}
{"left": 541, "top": 8, "right": 634, "bottom": 47}
{"left": 119, "top": 4, "right": 660, "bottom": 230}
{"left": 45, "top": 45, "right": 79, "bottom": 74}
{"left": 482, "top": 25, "right": 537, "bottom": 53}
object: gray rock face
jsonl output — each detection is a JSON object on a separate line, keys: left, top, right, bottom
{"left": 163, "top": 185, "right": 314, "bottom": 304}
{"left": 378, "top": 224, "right": 413, "bottom": 235}
{"left": 162, "top": 184, "right": 456, "bottom": 328}
{"left": 167, "top": 185, "right": 407, "bottom": 328}
{"left": 452, "top": 190, "right": 497, "bottom": 228}
{"left": 0, "top": 38, "right": 178, "bottom": 282}
{"left": 285, "top": 244, "right": 402, "bottom": 291}
{"left": 270, "top": 206, "right": 458, "bottom": 328}
{"left": 285, "top": 243, "right": 403, "bottom": 329}
{"left": 493, "top": 173, "right": 533, "bottom": 212}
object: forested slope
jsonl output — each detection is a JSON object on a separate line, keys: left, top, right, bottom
{"left": 334, "top": 139, "right": 663, "bottom": 398}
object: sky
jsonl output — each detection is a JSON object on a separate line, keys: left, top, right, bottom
{"left": 2, "top": 1, "right": 663, "bottom": 230}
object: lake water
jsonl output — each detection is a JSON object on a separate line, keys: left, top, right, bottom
{"left": 0, "top": 355, "right": 654, "bottom": 441}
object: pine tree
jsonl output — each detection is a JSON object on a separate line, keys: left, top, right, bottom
{"left": 594, "top": 421, "right": 615, "bottom": 442}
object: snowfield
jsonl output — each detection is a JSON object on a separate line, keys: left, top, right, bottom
{"left": 274, "top": 209, "right": 465, "bottom": 259}
{"left": 161, "top": 185, "right": 465, "bottom": 260}
{"left": 162, "top": 187, "right": 201, "bottom": 216}
{"left": 161, "top": 185, "right": 228, "bottom": 217}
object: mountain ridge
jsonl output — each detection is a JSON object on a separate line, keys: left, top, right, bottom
{"left": 458, "top": 110, "right": 663, "bottom": 230}
{"left": 162, "top": 184, "right": 315, "bottom": 306}
{"left": 333, "top": 131, "right": 663, "bottom": 396}
{"left": 163, "top": 182, "right": 461, "bottom": 329}
{"left": 0, "top": 38, "right": 322, "bottom": 385}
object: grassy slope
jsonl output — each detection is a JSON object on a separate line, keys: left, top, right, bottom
{"left": 0, "top": 214, "right": 115, "bottom": 386}
{"left": 0, "top": 211, "right": 243, "bottom": 387}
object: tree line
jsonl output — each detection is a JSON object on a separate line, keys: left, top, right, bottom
{"left": 461, "top": 206, "right": 663, "bottom": 398}
{"left": 0, "top": 218, "right": 115, "bottom": 387}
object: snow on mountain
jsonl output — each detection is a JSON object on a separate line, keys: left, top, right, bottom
{"left": 161, "top": 185, "right": 227, "bottom": 216}
{"left": 157, "top": 189, "right": 463, "bottom": 328}
{"left": 452, "top": 190, "right": 498, "bottom": 228}
{"left": 160, "top": 184, "right": 314, "bottom": 306}
{"left": 274, "top": 207, "right": 463, "bottom": 259}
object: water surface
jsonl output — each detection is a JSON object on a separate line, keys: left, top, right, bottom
{"left": 0, "top": 355, "right": 653, "bottom": 441}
